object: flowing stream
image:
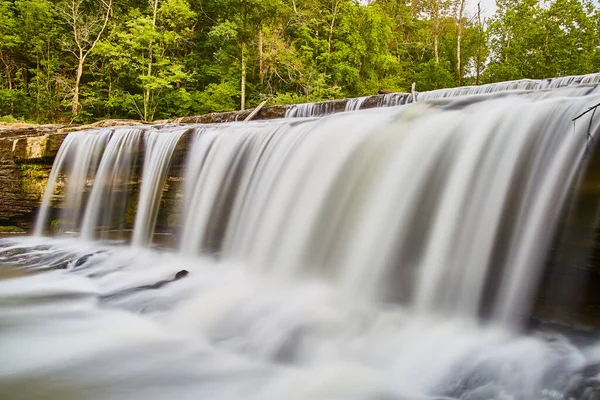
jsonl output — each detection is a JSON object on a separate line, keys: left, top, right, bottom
{"left": 3, "top": 81, "right": 600, "bottom": 399}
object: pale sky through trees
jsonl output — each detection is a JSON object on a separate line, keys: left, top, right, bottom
{"left": 469, "top": 0, "right": 496, "bottom": 16}
{"left": 468, "top": 0, "right": 599, "bottom": 17}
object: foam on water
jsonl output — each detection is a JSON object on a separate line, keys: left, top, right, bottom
{"left": 0, "top": 237, "right": 600, "bottom": 400}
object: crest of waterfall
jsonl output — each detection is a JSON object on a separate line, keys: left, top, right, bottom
{"left": 131, "top": 128, "right": 186, "bottom": 247}
{"left": 80, "top": 128, "right": 142, "bottom": 240}
{"left": 378, "top": 92, "right": 412, "bottom": 107}
{"left": 284, "top": 72, "right": 600, "bottom": 118}
{"left": 285, "top": 101, "right": 337, "bottom": 117}
{"left": 345, "top": 96, "right": 368, "bottom": 111}
{"left": 418, "top": 72, "right": 600, "bottom": 101}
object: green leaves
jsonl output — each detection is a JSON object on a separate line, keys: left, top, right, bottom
{"left": 1, "top": 0, "right": 600, "bottom": 122}
{"left": 486, "top": 0, "right": 599, "bottom": 82}
{"left": 208, "top": 21, "right": 239, "bottom": 42}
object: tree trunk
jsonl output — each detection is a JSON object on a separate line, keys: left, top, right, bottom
{"left": 36, "top": 56, "right": 41, "bottom": 122}
{"left": 325, "top": 0, "right": 339, "bottom": 75}
{"left": 0, "top": 51, "right": 14, "bottom": 115}
{"left": 66, "top": 0, "right": 112, "bottom": 118}
{"left": 244, "top": 98, "right": 269, "bottom": 121}
{"left": 456, "top": 0, "right": 466, "bottom": 86}
{"left": 241, "top": 42, "right": 246, "bottom": 111}
{"left": 144, "top": 0, "right": 159, "bottom": 121}
{"left": 258, "top": 26, "right": 264, "bottom": 84}
{"left": 72, "top": 51, "right": 84, "bottom": 116}
{"left": 328, "top": 1, "right": 339, "bottom": 57}
{"left": 476, "top": 2, "right": 483, "bottom": 85}
{"left": 433, "top": 0, "right": 440, "bottom": 64}
{"left": 22, "top": 66, "right": 28, "bottom": 95}
{"left": 108, "top": 71, "right": 112, "bottom": 118}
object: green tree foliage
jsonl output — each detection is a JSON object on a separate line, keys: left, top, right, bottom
{"left": 0, "top": 0, "right": 598, "bottom": 122}
{"left": 486, "top": 0, "right": 599, "bottom": 81}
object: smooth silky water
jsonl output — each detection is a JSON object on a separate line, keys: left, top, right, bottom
{"left": 3, "top": 79, "right": 600, "bottom": 399}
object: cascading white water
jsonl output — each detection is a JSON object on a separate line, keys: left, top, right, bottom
{"left": 284, "top": 72, "right": 600, "bottom": 118}
{"left": 417, "top": 73, "right": 600, "bottom": 101}
{"left": 378, "top": 92, "right": 412, "bottom": 107}
{"left": 285, "top": 101, "right": 337, "bottom": 117}
{"left": 80, "top": 128, "right": 142, "bottom": 240}
{"left": 33, "top": 133, "right": 79, "bottom": 236}
{"left": 5, "top": 77, "right": 600, "bottom": 399}
{"left": 174, "top": 91, "right": 599, "bottom": 326}
{"left": 33, "top": 130, "right": 112, "bottom": 235}
{"left": 57, "top": 130, "right": 112, "bottom": 232}
{"left": 345, "top": 96, "right": 368, "bottom": 111}
{"left": 131, "top": 128, "right": 187, "bottom": 247}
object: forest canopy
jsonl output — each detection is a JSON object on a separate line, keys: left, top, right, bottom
{"left": 0, "top": 0, "right": 599, "bottom": 123}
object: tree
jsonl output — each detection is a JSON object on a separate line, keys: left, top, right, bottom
{"left": 0, "top": 1, "right": 21, "bottom": 115}
{"left": 99, "top": 0, "right": 196, "bottom": 121}
{"left": 1, "top": 0, "right": 599, "bottom": 122}
{"left": 485, "top": 0, "right": 598, "bottom": 82}
{"left": 57, "top": 0, "right": 113, "bottom": 117}
{"left": 456, "top": 0, "right": 466, "bottom": 85}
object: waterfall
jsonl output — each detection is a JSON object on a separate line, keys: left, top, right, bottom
{"left": 79, "top": 128, "right": 142, "bottom": 240}
{"left": 345, "top": 96, "right": 368, "bottom": 111}
{"left": 132, "top": 128, "right": 186, "bottom": 247}
{"left": 58, "top": 130, "right": 113, "bottom": 232}
{"left": 285, "top": 101, "right": 337, "bottom": 117}
{"left": 34, "top": 126, "right": 186, "bottom": 244}
{"left": 32, "top": 85, "right": 600, "bottom": 318}
{"left": 33, "top": 132, "right": 83, "bottom": 236}
{"left": 172, "top": 92, "right": 599, "bottom": 325}
{"left": 34, "top": 130, "right": 112, "bottom": 235}
{"left": 9, "top": 75, "right": 600, "bottom": 400}
{"left": 378, "top": 92, "right": 412, "bottom": 107}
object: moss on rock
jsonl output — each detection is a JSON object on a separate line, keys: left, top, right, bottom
{"left": 19, "top": 163, "right": 49, "bottom": 201}
{"left": 50, "top": 219, "right": 69, "bottom": 233}
{"left": 0, "top": 226, "right": 25, "bottom": 233}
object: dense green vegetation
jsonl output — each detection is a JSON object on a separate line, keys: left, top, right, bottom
{"left": 0, "top": 0, "right": 598, "bottom": 123}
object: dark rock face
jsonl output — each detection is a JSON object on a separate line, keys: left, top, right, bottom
{"left": 0, "top": 130, "right": 63, "bottom": 229}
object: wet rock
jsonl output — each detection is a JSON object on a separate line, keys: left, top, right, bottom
{"left": 0, "top": 226, "right": 25, "bottom": 233}
{"left": 174, "top": 270, "right": 189, "bottom": 280}
{"left": 74, "top": 254, "right": 93, "bottom": 268}
{"left": 100, "top": 269, "right": 190, "bottom": 301}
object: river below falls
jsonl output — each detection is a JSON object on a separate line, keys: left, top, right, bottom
{"left": 0, "top": 236, "right": 599, "bottom": 400}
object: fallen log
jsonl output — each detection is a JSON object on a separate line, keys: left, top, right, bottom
{"left": 244, "top": 99, "right": 270, "bottom": 121}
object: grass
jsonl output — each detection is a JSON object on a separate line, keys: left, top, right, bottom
{"left": 0, "top": 115, "right": 25, "bottom": 123}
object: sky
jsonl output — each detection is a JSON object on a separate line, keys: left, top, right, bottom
{"left": 469, "top": 0, "right": 497, "bottom": 17}
{"left": 360, "top": 0, "right": 500, "bottom": 18}
{"left": 466, "top": 0, "right": 600, "bottom": 17}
